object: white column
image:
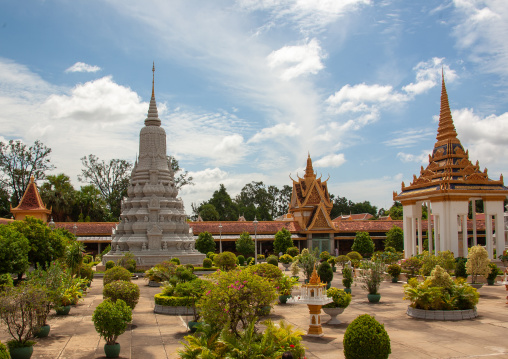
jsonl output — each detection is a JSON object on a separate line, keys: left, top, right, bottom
{"left": 462, "top": 214, "right": 468, "bottom": 258}
{"left": 403, "top": 214, "right": 412, "bottom": 259}
{"left": 411, "top": 217, "right": 417, "bottom": 257}
{"left": 435, "top": 214, "right": 440, "bottom": 252}
{"left": 485, "top": 214, "right": 493, "bottom": 259}
{"left": 472, "top": 200, "right": 477, "bottom": 246}
{"left": 427, "top": 201, "right": 433, "bottom": 253}
{"left": 485, "top": 200, "right": 505, "bottom": 260}
{"left": 418, "top": 217, "right": 423, "bottom": 254}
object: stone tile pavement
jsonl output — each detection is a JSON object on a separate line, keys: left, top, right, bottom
{"left": 1, "top": 270, "right": 508, "bottom": 358}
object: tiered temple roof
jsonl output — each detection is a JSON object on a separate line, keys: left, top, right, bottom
{"left": 394, "top": 73, "right": 508, "bottom": 203}
{"left": 10, "top": 176, "right": 51, "bottom": 221}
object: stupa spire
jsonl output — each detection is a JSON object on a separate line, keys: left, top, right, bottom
{"left": 145, "top": 62, "right": 161, "bottom": 127}
{"left": 435, "top": 70, "right": 458, "bottom": 145}
{"left": 305, "top": 152, "right": 316, "bottom": 179}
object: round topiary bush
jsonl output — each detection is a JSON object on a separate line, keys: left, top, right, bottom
{"left": 215, "top": 251, "right": 237, "bottom": 271}
{"left": 92, "top": 299, "right": 132, "bottom": 346}
{"left": 206, "top": 251, "right": 215, "bottom": 259}
{"left": 286, "top": 246, "right": 300, "bottom": 257}
{"left": 343, "top": 314, "right": 391, "bottom": 359}
{"left": 105, "top": 260, "right": 115, "bottom": 270}
{"left": 170, "top": 257, "right": 181, "bottom": 265}
{"left": 267, "top": 255, "right": 278, "bottom": 266}
{"left": 103, "top": 266, "right": 132, "bottom": 286}
{"left": 346, "top": 251, "right": 363, "bottom": 262}
{"left": 317, "top": 261, "right": 333, "bottom": 284}
{"left": 103, "top": 280, "right": 140, "bottom": 309}
{"left": 202, "top": 258, "right": 213, "bottom": 268}
{"left": 237, "top": 255, "right": 245, "bottom": 266}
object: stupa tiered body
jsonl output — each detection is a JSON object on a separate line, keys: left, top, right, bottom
{"left": 298, "top": 268, "right": 332, "bottom": 337}
{"left": 103, "top": 66, "right": 205, "bottom": 266}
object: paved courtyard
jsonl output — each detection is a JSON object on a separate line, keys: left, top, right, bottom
{"left": 1, "top": 270, "right": 508, "bottom": 359}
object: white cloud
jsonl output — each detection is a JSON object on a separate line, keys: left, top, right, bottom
{"left": 267, "top": 38, "right": 326, "bottom": 80}
{"left": 396, "top": 151, "right": 430, "bottom": 164}
{"left": 452, "top": 0, "right": 508, "bottom": 76}
{"left": 384, "top": 129, "right": 435, "bottom": 148}
{"left": 65, "top": 62, "right": 101, "bottom": 73}
{"left": 403, "top": 57, "right": 458, "bottom": 95}
{"left": 248, "top": 122, "right": 300, "bottom": 143}
{"left": 314, "top": 153, "right": 346, "bottom": 168}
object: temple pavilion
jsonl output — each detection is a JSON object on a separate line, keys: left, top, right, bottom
{"left": 393, "top": 73, "right": 508, "bottom": 259}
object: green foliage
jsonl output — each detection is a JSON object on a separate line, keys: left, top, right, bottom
{"left": 273, "top": 228, "right": 294, "bottom": 255}
{"left": 202, "top": 258, "right": 213, "bottom": 268}
{"left": 235, "top": 231, "right": 255, "bottom": 256}
{"left": 336, "top": 255, "right": 350, "bottom": 268}
{"left": 327, "top": 257, "right": 337, "bottom": 266}
{"left": 247, "top": 263, "right": 284, "bottom": 283}
{"left": 487, "top": 263, "right": 499, "bottom": 281}
{"left": 403, "top": 276, "right": 479, "bottom": 310}
{"left": 206, "top": 251, "right": 215, "bottom": 259}
{"left": 266, "top": 255, "right": 278, "bottom": 266}
{"left": 65, "top": 241, "right": 85, "bottom": 276}
{"left": 0, "top": 341, "right": 9, "bottom": 359}
{"left": 352, "top": 231, "right": 375, "bottom": 256}
{"left": 429, "top": 265, "right": 453, "bottom": 289}
{"left": 237, "top": 255, "right": 245, "bottom": 266}
{"left": 195, "top": 231, "right": 216, "bottom": 254}
{"left": 170, "top": 257, "right": 181, "bottom": 265}
{"left": 79, "top": 263, "right": 94, "bottom": 282}
{"left": 154, "top": 294, "right": 193, "bottom": 307}
{"left": 246, "top": 257, "right": 255, "bottom": 266}
{"left": 105, "top": 261, "right": 115, "bottom": 270}
{"left": 117, "top": 252, "right": 136, "bottom": 273}
{"left": 319, "top": 251, "right": 331, "bottom": 261}
{"left": 0, "top": 274, "right": 13, "bottom": 289}
{"left": 257, "top": 254, "right": 265, "bottom": 261}
{"left": 279, "top": 254, "right": 293, "bottom": 264}
{"left": 387, "top": 264, "right": 402, "bottom": 278}
{"left": 342, "top": 266, "right": 353, "bottom": 289}
{"left": 358, "top": 260, "right": 385, "bottom": 295}
{"left": 343, "top": 314, "right": 391, "bottom": 359}
{"left": 466, "top": 245, "right": 490, "bottom": 283}
{"left": 286, "top": 246, "right": 299, "bottom": 257}
{"left": 92, "top": 299, "right": 132, "bottom": 345}
{"left": 455, "top": 258, "right": 468, "bottom": 279}
{"left": 215, "top": 251, "right": 237, "bottom": 271}
{"left": 198, "top": 203, "right": 220, "bottom": 221}
{"left": 0, "top": 225, "right": 29, "bottom": 276}
{"left": 103, "top": 266, "right": 131, "bottom": 286}
{"left": 10, "top": 217, "right": 66, "bottom": 268}
{"left": 401, "top": 257, "right": 423, "bottom": 279}
{"left": 372, "top": 248, "right": 402, "bottom": 264}
{"left": 103, "top": 280, "right": 140, "bottom": 310}
{"left": 295, "top": 247, "right": 319, "bottom": 280}
{"left": 317, "top": 261, "right": 333, "bottom": 284}
{"left": 197, "top": 268, "right": 278, "bottom": 335}
{"left": 145, "top": 262, "right": 177, "bottom": 283}
{"left": 323, "top": 288, "right": 352, "bottom": 309}
{"left": 384, "top": 226, "right": 403, "bottom": 252}
{"left": 420, "top": 251, "right": 456, "bottom": 276}
{"left": 276, "top": 275, "right": 298, "bottom": 296}
{"left": 346, "top": 251, "right": 362, "bottom": 262}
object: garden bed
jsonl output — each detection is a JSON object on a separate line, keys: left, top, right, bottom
{"left": 154, "top": 304, "right": 195, "bottom": 315}
{"left": 148, "top": 280, "right": 162, "bottom": 287}
{"left": 406, "top": 306, "right": 478, "bottom": 320}
{"left": 153, "top": 294, "right": 195, "bottom": 315}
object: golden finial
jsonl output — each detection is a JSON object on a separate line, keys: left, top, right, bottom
{"left": 152, "top": 62, "right": 155, "bottom": 98}
{"left": 309, "top": 263, "right": 321, "bottom": 285}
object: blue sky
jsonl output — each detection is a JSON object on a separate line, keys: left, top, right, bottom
{"left": 1, "top": 0, "right": 508, "bottom": 213}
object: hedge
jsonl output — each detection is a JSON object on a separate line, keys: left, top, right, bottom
{"left": 154, "top": 293, "right": 194, "bottom": 307}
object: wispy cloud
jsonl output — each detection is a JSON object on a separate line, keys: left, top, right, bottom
{"left": 396, "top": 150, "right": 430, "bottom": 164}
{"left": 403, "top": 57, "right": 458, "bottom": 95}
{"left": 384, "top": 129, "right": 435, "bottom": 148}
{"left": 65, "top": 62, "right": 101, "bottom": 73}
{"left": 314, "top": 153, "right": 346, "bottom": 168}
{"left": 248, "top": 122, "right": 300, "bottom": 143}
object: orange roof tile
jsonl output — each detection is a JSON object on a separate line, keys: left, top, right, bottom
{"left": 189, "top": 221, "right": 302, "bottom": 235}
{"left": 54, "top": 222, "right": 117, "bottom": 236}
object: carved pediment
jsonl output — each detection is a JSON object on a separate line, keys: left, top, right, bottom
{"left": 147, "top": 225, "right": 163, "bottom": 236}
{"left": 466, "top": 173, "right": 488, "bottom": 182}
{"left": 454, "top": 146, "right": 465, "bottom": 155}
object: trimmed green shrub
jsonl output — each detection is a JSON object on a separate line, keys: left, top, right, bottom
{"left": 103, "top": 280, "right": 140, "bottom": 310}
{"left": 237, "top": 255, "right": 245, "bottom": 266}
{"left": 206, "top": 251, "right": 215, "bottom": 259}
{"left": 343, "top": 266, "right": 353, "bottom": 289}
{"left": 352, "top": 231, "right": 375, "bottom": 257}
{"left": 336, "top": 255, "right": 350, "bottom": 268}
{"left": 202, "top": 258, "right": 213, "bottom": 268}
{"left": 267, "top": 255, "right": 278, "bottom": 266}
{"left": 103, "top": 266, "right": 131, "bottom": 286}
{"left": 323, "top": 287, "right": 352, "bottom": 308}
{"left": 286, "top": 246, "right": 299, "bottom": 257}
{"left": 455, "top": 258, "right": 468, "bottom": 279}
{"left": 170, "top": 257, "right": 181, "bottom": 265}
{"left": 279, "top": 254, "right": 293, "bottom": 264}
{"left": 387, "top": 264, "right": 402, "bottom": 278}
{"left": 320, "top": 251, "right": 331, "bottom": 262}
{"left": 384, "top": 226, "right": 403, "bottom": 252}
{"left": 246, "top": 257, "right": 255, "bottom": 266}
{"left": 184, "top": 264, "right": 195, "bottom": 272}
{"left": 235, "top": 232, "right": 255, "bottom": 257}
{"left": 154, "top": 293, "right": 193, "bottom": 307}
{"left": 317, "top": 261, "right": 333, "bottom": 284}
{"left": 105, "top": 260, "right": 115, "bottom": 270}
{"left": 343, "top": 314, "right": 391, "bottom": 359}
{"left": 196, "top": 232, "right": 216, "bottom": 254}
{"left": 346, "top": 251, "right": 362, "bottom": 262}
{"left": 92, "top": 299, "right": 132, "bottom": 346}
{"left": 79, "top": 263, "right": 94, "bottom": 282}
{"left": 192, "top": 266, "right": 218, "bottom": 271}
{"left": 215, "top": 251, "right": 237, "bottom": 271}
{"left": 487, "top": 262, "right": 499, "bottom": 281}
{"left": 0, "top": 341, "right": 9, "bottom": 359}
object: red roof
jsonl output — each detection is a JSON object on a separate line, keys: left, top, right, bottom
{"left": 54, "top": 222, "right": 117, "bottom": 236}
{"left": 11, "top": 177, "right": 50, "bottom": 213}
{"left": 189, "top": 221, "right": 302, "bottom": 235}
{"left": 333, "top": 213, "right": 374, "bottom": 222}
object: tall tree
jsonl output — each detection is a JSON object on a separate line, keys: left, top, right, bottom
{"left": 388, "top": 202, "right": 403, "bottom": 220}
{"left": 235, "top": 181, "right": 274, "bottom": 221}
{"left": 73, "top": 185, "right": 111, "bottom": 222}
{"left": 209, "top": 184, "right": 238, "bottom": 221}
{"left": 39, "top": 173, "right": 76, "bottom": 222}
{"left": 276, "top": 185, "right": 292, "bottom": 218}
{"left": 168, "top": 156, "right": 194, "bottom": 189}
{"left": 199, "top": 204, "right": 220, "bottom": 221}
{"left": 0, "top": 140, "right": 55, "bottom": 206}
{"left": 235, "top": 231, "right": 255, "bottom": 257}
{"left": 79, "top": 154, "right": 132, "bottom": 219}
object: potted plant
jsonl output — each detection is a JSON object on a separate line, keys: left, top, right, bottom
{"left": 296, "top": 248, "right": 319, "bottom": 283}
{"left": 466, "top": 245, "right": 490, "bottom": 289}
{"left": 401, "top": 257, "right": 422, "bottom": 282}
{"left": 92, "top": 299, "right": 132, "bottom": 358}
{"left": 486, "top": 263, "right": 499, "bottom": 286}
{"left": 387, "top": 263, "right": 402, "bottom": 283}
{"left": 328, "top": 257, "right": 337, "bottom": 272}
{"left": 498, "top": 250, "right": 508, "bottom": 266}
{"left": 277, "top": 275, "right": 297, "bottom": 304}
{"left": 0, "top": 283, "right": 49, "bottom": 359}
{"left": 317, "top": 261, "right": 334, "bottom": 289}
{"left": 289, "top": 261, "right": 300, "bottom": 281}
{"left": 358, "top": 260, "right": 385, "bottom": 303}
{"left": 279, "top": 254, "right": 293, "bottom": 271}
{"left": 342, "top": 265, "right": 353, "bottom": 294}
{"left": 322, "top": 287, "right": 352, "bottom": 324}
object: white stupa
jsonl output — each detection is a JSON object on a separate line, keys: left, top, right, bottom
{"left": 103, "top": 64, "right": 205, "bottom": 266}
